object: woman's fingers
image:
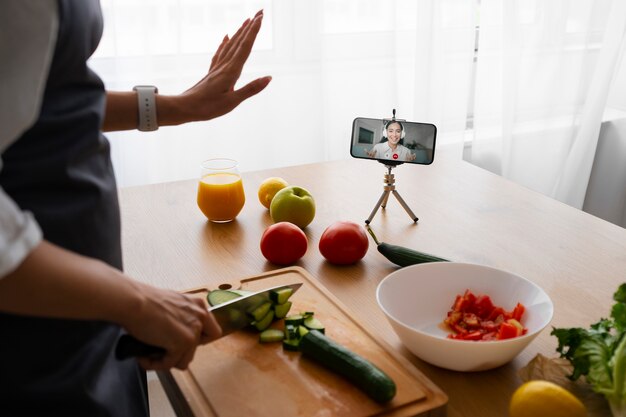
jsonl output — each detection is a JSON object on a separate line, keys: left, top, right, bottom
{"left": 221, "top": 12, "right": 262, "bottom": 72}
{"left": 210, "top": 35, "right": 229, "bottom": 70}
{"left": 214, "top": 16, "right": 253, "bottom": 69}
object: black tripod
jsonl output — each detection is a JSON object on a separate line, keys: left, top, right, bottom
{"left": 365, "top": 164, "right": 418, "bottom": 224}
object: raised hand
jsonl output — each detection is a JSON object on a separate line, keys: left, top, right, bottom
{"left": 179, "top": 10, "right": 271, "bottom": 122}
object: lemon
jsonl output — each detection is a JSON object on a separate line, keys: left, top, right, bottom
{"left": 509, "top": 380, "right": 587, "bottom": 417}
{"left": 258, "top": 177, "right": 289, "bottom": 209}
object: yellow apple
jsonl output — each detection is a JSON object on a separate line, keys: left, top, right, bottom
{"left": 270, "top": 186, "right": 316, "bottom": 229}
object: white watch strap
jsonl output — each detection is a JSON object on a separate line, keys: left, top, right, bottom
{"left": 133, "top": 85, "right": 158, "bottom": 131}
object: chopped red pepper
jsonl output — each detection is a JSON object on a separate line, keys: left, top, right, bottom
{"left": 443, "top": 289, "right": 528, "bottom": 341}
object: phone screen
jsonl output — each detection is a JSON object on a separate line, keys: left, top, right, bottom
{"left": 350, "top": 117, "right": 436, "bottom": 165}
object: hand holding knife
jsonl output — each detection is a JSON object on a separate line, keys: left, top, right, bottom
{"left": 116, "top": 283, "right": 302, "bottom": 361}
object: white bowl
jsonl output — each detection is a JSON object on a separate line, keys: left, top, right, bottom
{"left": 376, "top": 262, "right": 554, "bottom": 372}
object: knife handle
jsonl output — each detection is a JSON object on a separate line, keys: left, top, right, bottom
{"left": 115, "top": 334, "right": 167, "bottom": 360}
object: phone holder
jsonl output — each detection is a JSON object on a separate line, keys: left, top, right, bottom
{"left": 363, "top": 108, "right": 419, "bottom": 224}
{"left": 365, "top": 163, "right": 418, "bottom": 224}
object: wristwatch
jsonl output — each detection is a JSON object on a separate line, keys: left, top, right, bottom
{"left": 133, "top": 85, "right": 158, "bottom": 131}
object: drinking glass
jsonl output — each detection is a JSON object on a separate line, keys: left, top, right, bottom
{"left": 197, "top": 158, "right": 245, "bottom": 223}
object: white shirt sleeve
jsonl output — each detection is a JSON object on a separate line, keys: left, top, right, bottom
{"left": 0, "top": 1, "right": 59, "bottom": 277}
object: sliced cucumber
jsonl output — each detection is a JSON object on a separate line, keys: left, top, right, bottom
{"left": 207, "top": 290, "right": 243, "bottom": 306}
{"left": 282, "top": 338, "right": 300, "bottom": 351}
{"left": 273, "top": 301, "right": 292, "bottom": 319}
{"left": 247, "top": 301, "right": 272, "bottom": 322}
{"left": 285, "top": 324, "right": 298, "bottom": 340}
{"left": 297, "top": 325, "right": 310, "bottom": 338}
{"left": 303, "top": 316, "right": 325, "bottom": 334}
{"left": 285, "top": 314, "right": 304, "bottom": 326}
{"left": 229, "top": 289, "right": 254, "bottom": 297}
{"left": 252, "top": 310, "right": 275, "bottom": 332}
{"left": 270, "top": 287, "right": 294, "bottom": 305}
{"left": 300, "top": 330, "right": 396, "bottom": 403}
{"left": 259, "top": 329, "right": 285, "bottom": 343}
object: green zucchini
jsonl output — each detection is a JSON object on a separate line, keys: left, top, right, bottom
{"left": 299, "top": 330, "right": 396, "bottom": 403}
{"left": 366, "top": 225, "right": 448, "bottom": 267}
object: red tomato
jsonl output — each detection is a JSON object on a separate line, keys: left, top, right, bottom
{"left": 318, "top": 221, "right": 369, "bottom": 265}
{"left": 260, "top": 222, "right": 308, "bottom": 265}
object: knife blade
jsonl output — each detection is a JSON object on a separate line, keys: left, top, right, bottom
{"left": 115, "top": 282, "right": 302, "bottom": 360}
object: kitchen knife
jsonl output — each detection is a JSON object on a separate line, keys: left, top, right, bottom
{"left": 115, "top": 282, "right": 302, "bottom": 360}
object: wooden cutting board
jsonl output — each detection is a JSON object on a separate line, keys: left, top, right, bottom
{"left": 157, "top": 267, "right": 447, "bottom": 417}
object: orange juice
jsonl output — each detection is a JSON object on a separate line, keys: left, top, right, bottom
{"left": 197, "top": 172, "right": 245, "bottom": 222}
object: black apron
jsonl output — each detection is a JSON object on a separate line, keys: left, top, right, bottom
{"left": 0, "top": 1, "right": 149, "bottom": 416}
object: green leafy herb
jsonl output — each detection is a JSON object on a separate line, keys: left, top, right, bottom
{"left": 551, "top": 283, "right": 626, "bottom": 416}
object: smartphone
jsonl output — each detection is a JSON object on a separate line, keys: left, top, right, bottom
{"left": 350, "top": 117, "right": 437, "bottom": 165}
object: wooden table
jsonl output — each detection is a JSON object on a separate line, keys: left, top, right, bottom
{"left": 119, "top": 148, "right": 626, "bottom": 417}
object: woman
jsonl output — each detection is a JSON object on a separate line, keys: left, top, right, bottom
{"left": 0, "top": 1, "right": 270, "bottom": 415}
{"left": 367, "top": 120, "right": 417, "bottom": 162}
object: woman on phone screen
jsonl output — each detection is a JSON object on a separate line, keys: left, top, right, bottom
{"left": 366, "top": 120, "right": 416, "bottom": 162}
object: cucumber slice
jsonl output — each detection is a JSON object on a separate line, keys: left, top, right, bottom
{"left": 297, "top": 325, "right": 310, "bottom": 338}
{"left": 207, "top": 290, "right": 242, "bottom": 306}
{"left": 247, "top": 301, "right": 272, "bottom": 322}
{"left": 270, "top": 287, "right": 294, "bottom": 305}
{"left": 273, "top": 301, "right": 292, "bottom": 319}
{"left": 285, "top": 324, "right": 298, "bottom": 340}
{"left": 285, "top": 314, "right": 304, "bottom": 326}
{"left": 252, "top": 310, "right": 275, "bottom": 332}
{"left": 303, "top": 316, "right": 325, "bottom": 334}
{"left": 259, "top": 329, "right": 285, "bottom": 343}
{"left": 282, "top": 338, "right": 300, "bottom": 351}
{"left": 230, "top": 289, "right": 254, "bottom": 297}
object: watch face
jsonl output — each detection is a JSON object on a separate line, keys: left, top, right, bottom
{"left": 134, "top": 85, "right": 158, "bottom": 93}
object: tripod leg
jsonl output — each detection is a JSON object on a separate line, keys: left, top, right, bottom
{"left": 392, "top": 190, "right": 419, "bottom": 222}
{"left": 365, "top": 190, "right": 391, "bottom": 224}
{"left": 381, "top": 191, "right": 391, "bottom": 209}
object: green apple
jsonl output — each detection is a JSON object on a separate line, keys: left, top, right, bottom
{"left": 270, "top": 186, "right": 316, "bottom": 229}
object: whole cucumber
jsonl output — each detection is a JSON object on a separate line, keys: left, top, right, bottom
{"left": 366, "top": 225, "right": 448, "bottom": 267}
{"left": 299, "top": 330, "right": 396, "bottom": 403}
{"left": 377, "top": 242, "right": 448, "bottom": 267}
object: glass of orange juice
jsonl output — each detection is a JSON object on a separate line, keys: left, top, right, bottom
{"left": 197, "top": 158, "right": 245, "bottom": 223}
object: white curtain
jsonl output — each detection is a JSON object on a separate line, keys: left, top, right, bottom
{"left": 91, "top": 0, "right": 626, "bottom": 218}
{"left": 90, "top": 0, "right": 477, "bottom": 187}
{"left": 470, "top": 0, "right": 626, "bottom": 209}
